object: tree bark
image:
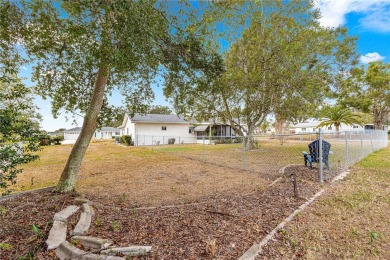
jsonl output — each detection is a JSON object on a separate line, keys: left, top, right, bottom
{"left": 275, "top": 118, "right": 284, "bottom": 135}
{"left": 373, "top": 106, "right": 384, "bottom": 130}
{"left": 54, "top": 67, "right": 108, "bottom": 192}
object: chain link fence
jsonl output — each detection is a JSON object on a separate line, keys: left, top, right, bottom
{"left": 135, "top": 130, "right": 388, "bottom": 182}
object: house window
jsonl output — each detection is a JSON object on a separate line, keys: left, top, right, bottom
{"left": 162, "top": 126, "right": 167, "bottom": 131}
{"left": 353, "top": 125, "right": 359, "bottom": 129}
{"left": 115, "top": 132, "right": 120, "bottom": 135}
{"left": 189, "top": 127, "right": 194, "bottom": 134}
{"left": 301, "top": 128, "right": 306, "bottom": 132}
{"left": 328, "top": 127, "right": 332, "bottom": 130}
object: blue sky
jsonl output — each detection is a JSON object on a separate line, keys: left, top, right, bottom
{"left": 28, "top": 0, "right": 390, "bottom": 131}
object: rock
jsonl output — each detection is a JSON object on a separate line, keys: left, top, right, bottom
{"left": 55, "top": 241, "right": 123, "bottom": 260}
{"left": 71, "top": 203, "right": 93, "bottom": 236}
{"left": 101, "top": 246, "right": 152, "bottom": 256}
{"left": 168, "top": 138, "right": 175, "bottom": 144}
{"left": 82, "top": 203, "right": 95, "bottom": 216}
{"left": 53, "top": 205, "right": 80, "bottom": 222}
{"left": 55, "top": 241, "right": 86, "bottom": 259}
{"left": 71, "top": 236, "right": 113, "bottom": 250}
{"left": 72, "top": 212, "right": 92, "bottom": 236}
{"left": 46, "top": 221, "right": 68, "bottom": 250}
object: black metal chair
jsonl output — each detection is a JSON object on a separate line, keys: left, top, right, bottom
{"left": 303, "top": 139, "right": 331, "bottom": 170}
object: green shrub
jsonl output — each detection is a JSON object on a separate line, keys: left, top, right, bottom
{"left": 234, "top": 137, "right": 243, "bottom": 143}
{"left": 52, "top": 135, "right": 64, "bottom": 145}
{"left": 214, "top": 138, "right": 232, "bottom": 144}
{"left": 39, "top": 135, "right": 52, "bottom": 146}
{"left": 120, "top": 135, "right": 132, "bottom": 146}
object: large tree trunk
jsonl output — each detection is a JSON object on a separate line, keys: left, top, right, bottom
{"left": 54, "top": 67, "right": 108, "bottom": 193}
{"left": 274, "top": 118, "right": 284, "bottom": 135}
{"left": 373, "top": 107, "right": 383, "bottom": 130}
{"left": 374, "top": 118, "right": 383, "bottom": 130}
{"left": 244, "top": 124, "right": 255, "bottom": 150}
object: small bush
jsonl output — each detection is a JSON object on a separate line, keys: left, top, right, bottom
{"left": 214, "top": 138, "right": 232, "bottom": 144}
{"left": 120, "top": 135, "right": 132, "bottom": 146}
{"left": 52, "top": 135, "right": 64, "bottom": 145}
{"left": 39, "top": 135, "right": 51, "bottom": 146}
{"left": 234, "top": 137, "right": 243, "bottom": 143}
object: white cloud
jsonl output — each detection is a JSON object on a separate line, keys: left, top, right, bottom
{"left": 360, "top": 8, "right": 390, "bottom": 32}
{"left": 315, "top": 0, "right": 390, "bottom": 31}
{"left": 359, "top": 52, "right": 385, "bottom": 63}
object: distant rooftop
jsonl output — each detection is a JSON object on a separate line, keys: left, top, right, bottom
{"left": 292, "top": 121, "right": 321, "bottom": 128}
{"left": 65, "top": 127, "right": 120, "bottom": 132}
{"left": 129, "top": 113, "right": 187, "bottom": 124}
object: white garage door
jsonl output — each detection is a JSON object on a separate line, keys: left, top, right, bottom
{"left": 64, "top": 132, "right": 80, "bottom": 140}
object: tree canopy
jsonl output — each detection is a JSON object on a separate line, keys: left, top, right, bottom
{"left": 338, "top": 61, "right": 390, "bottom": 130}
{"left": 9, "top": 0, "right": 219, "bottom": 192}
{"left": 165, "top": 0, "right": 357, "bottom": 148}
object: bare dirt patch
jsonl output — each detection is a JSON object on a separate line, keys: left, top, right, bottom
{"left": 0, "top": 170, "right": 322, "bottom": 259}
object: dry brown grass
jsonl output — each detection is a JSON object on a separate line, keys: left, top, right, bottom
{"left": 259, "top": 146, "right": 390, "bottom": 259}
{"left": 15, "top": 141, "right": 268, "bottom": 206}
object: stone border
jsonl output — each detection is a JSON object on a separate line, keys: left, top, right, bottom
{"left": 0, "top": 186, "right": 55, "bottom": 203}
{"left": 238, "top": 170, "right": 350, "bottom": 260}
{"left": 45, "top": 198, "right": 153, "bottom": 259}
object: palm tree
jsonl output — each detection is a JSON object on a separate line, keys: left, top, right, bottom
{"left": 318, "top": 106, "right": 362, "bottom": 132}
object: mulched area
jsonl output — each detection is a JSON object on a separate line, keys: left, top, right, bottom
{"left": 0, "top": 165, "right": 327, "bottom": 259}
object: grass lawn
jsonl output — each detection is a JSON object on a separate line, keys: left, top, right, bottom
{"left": 1, "top": 140, "right": 388, "bottom": 259}
{"left": 259, "top": 146, "right": 390, "bottom": 259}
{"left": 14, "top": 141, "right": 269, "bottom": 206}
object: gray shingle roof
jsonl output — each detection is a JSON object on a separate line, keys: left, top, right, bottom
{"left": 65, "top": 127, "right": 82, "bottom": 132}
{"left": 65, "top": 127, "right": 120, "bottom": 132}
{"left": 130, "top": 113, "right": 187, "bottom": 123}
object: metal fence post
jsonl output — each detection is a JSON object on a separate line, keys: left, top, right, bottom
{"left": 202, "top": 136, "right": 205, "bottom": 162}
{"left": 243, "top": 136, "right": 246, "bottom": 170}
{"left": 345, "top": 131, "right": 349, "bottom": 169}
{"left": 360, "top": 130, "right": 363, "bottom": 159}
{"left": 370, "top": 131, "right": 374, "bottom": 152}
{"left": 319, "top": 129, "right": 323, "bottom": 183}
{"left": 178, "top": 136, "right": 181, "bottom": 157}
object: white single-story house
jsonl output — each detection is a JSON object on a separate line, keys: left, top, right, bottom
{"left": 64, "top": 127, "right": 120, "bottom": 140}
{"left": 291, "top": 121, "right": 388, "bottom": 134}
{"left": 119, "top": 113, "right": 196, "bottom": 146}
{"left": 118, "top": 113, "right": 239, "bottom": 146}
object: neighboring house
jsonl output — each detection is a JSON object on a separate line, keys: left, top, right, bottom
{"left": 118, "top": 113, "right": 239, "bottom": 146}
{"left": 63, "top": 127, "right": 120, "bottom": 140}
{"left": 291, "top": 121, "right": 388, "bottom": 134}
{"left": 192, "top": 121, "right": 238, "bottom": 142}
{"left": 119, "top": 113, "right": 195, "bottom": 146}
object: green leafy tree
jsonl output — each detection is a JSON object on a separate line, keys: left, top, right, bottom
{"left": 338, "top": 61, "right": 390, "bottom": 130}
{"left": 0, "top": 2, "right": 41, "bottom": 195}
{"left": 166, "top": 0, "right": 357, "bottom": 149}
{"left": 0, "top": 80, "right": 41, "bottom": 195}
{"left": 317, "top": 106, "right": 362, "bottom": 132}
{"left": 98, "top": 105, "right": 126, "bottom": 128}
{"left": 14, "top": 1, "right": 218, "bottom": 192}
{"left": 259, "top": 120, "right": 270, "bottom": 135}
{"left": 147, "top": 105, "right": 172, "bottom": 115}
